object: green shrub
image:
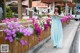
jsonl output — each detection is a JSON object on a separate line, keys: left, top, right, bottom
{"left": 5, "top": 6, "right": 13, "bottom": 18}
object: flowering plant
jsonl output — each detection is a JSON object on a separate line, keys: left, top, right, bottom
{"left": 33, "top": 23, "right": 42, "bottom": 42}
{"left": 4, "top": 22, "right": 33, "bottom": 45}
{"left": 1, "top": 18, "right": 17, "bottom": 23}
{"left": 43, "top": 22, "right": 49, "bottom": 31}
{"left": 34, "top": 23, "right": 42, "bottom": 36}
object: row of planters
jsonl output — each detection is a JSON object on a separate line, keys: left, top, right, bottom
{"left": 61, "top": 15, "right": 73, "bottom": 26}
{"left": 0, "top": 18, "right": 50, "bottom": 53}
{"left": 0, "top": 15, "right": 72, "bottom": 53}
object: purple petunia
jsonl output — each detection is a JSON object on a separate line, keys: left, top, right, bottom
{"left": 21, "top": 27, "right": 34, "bottom": 36}
{"left": 19, "top": 28, "right": 24, "bottom": 33}
{"left": 25, "top": 27, "right": 34, "bottom": 36}
{"left": 20, "top": 39, "right": 25, "bottom": 45}
{"left": 20, "top": 39, "right": 28, "bottom": 45}
{"left": 25, "top": 41, "right": 28, "bottom": 44}
{"left": 4, "top": 29, "right": 12, "bottom": 36}
{"left": 13, "top": 34, "right": 16, "bottom": 37}
{"left": 5, "top": 36, "right": 13, "bottom": 42}
{"left": 3, "top": 19, "right": 33, "bottom": 45}
{"left": 9, "top": 37, "right": 13, "bottom": 42}
{"left": 11, "top": 29, "right": 16, "bottom": 35}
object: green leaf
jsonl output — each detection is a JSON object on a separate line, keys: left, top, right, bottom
{"left": 16, "top": 32, "right": 23, "bottom": 39}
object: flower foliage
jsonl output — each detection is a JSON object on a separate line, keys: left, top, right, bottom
{"left": 4, "top": 22, "right": 33, "bottom": 45}
{"left": 3, "top": 17, "right": 51, "bottom": 45}
{"left": 34, "top": 23, "right": 42, "bottom": 36}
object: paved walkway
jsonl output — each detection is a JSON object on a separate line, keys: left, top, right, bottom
{"left": 35, "top": 21, "right": 80, "bottom": 53}
{"left": 69, "top": 24, "right": 80, "bottom": 53}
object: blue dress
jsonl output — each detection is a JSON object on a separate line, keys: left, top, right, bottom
{"left": 51, "top": 15, "right": 63, "bottom": 48}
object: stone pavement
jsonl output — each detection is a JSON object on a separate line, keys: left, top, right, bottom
{"left": 35, "top": 21, "right": 80, "bottom": 53}
{"left": 69, "top": 24, "right": 80, "bottom": 53}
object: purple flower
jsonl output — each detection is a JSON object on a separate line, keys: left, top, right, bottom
{"left": 16, "top": 28, "right": 19, "bottom": 31}
{"left": 9, "top": 37, "right": 13, "bottom": 42}
{"left": 20, "top": 39, "right": 28, "bottom": 45}
{"left": 20, "top": 39, "right": 25, "bottom": 45}
{"left": 22, "top": 29, "right": 28, "bottom": 36}
{"left": 23, "top": 32, "right": 28, "bottom": 36}
{"left": 19, "top": 28, "right": 24, "bottom": 33}
{"left": 13, "top": 34, "right": 16, "bottom": 37}
{"left": 6, "top": 33, "right": 11, "bottom": 36}
{"left": 4, "top": 29, "right": 12, "bottom": 35}
{"left": 5, "top": 36, "right": 13, "bottom": 42}
{"left": 6, "top": 22, "right": 13, "bottom": 29}
{"left": 23, "top": 27, "right": 34, "bottom": 36}
{"left": 5, "top": 37, "right": 8, "bottom": 40}
{"left": 8, "top": 25, "right": 13, "bottom": 29}
{"left": 14, "top": 22, "right": 20, "bottom": 28}
{"left": 12, "top": 29, "right": 16, "bottom": 34}
{"left": 25, "top": 41, "right": 28, "bottom": 44}
{"left": 25, "top": 27, "right": 33, "bottom": 36}
{"left": 4, "top": 21, "right": 30, "bottom": 45}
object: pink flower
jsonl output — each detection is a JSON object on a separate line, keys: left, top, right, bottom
{"left": 9, "top": 37, "right": 13, "bottom": 42}
{"left": 34, "top": 23, "right": 42, "bottom": 35}
{"left": 13, "top": 34, "right": 16, "bottom": 37}
{"left": 20, "top": 39, "right": 28, "bottom": 45}
{"left": 10, "top": 18, "right": 17, "bottom": 22}
{"left": 20, "top": 39, "right": 25, "bottom": 45}
{"left": 1, "top": 20, "right": 5, "bottom": 23}
{"left": 26, "top": 27, "right": 34, "bottom": 36}
{"left": 25, "top": 41, "right": 28, "bottom": 44}
{"left": 1, "top": 18, "right": 17, "bottom": 23}
{"left": 44, "top": 24, "right": 48, "bottom": 31}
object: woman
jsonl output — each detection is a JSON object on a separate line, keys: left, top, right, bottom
{"left": 50, "top": 8, "right": 63, "bottom": 48}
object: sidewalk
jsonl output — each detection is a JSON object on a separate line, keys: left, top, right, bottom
{"left": 26, "top": 21, "right": 80, "bottom": 53}
{"left": 69, "top": 22, "right": 80, "bottom": 53}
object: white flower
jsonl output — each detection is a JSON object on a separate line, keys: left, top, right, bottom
{"left": 42, "top": 27, "right": 44, "bottom": 30}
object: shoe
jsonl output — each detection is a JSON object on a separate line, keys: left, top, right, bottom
{"left": 55, "top": 45, "right": 63, "bottom": 49}
{"left": 54, "top": 46, "right": 57, "bottom": 48}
